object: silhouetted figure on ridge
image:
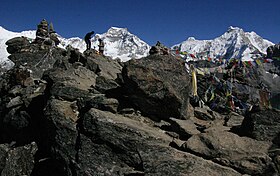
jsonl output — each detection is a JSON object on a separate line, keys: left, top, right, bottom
{"left": 84, "top": 31, "right": 94, "bottom": 50}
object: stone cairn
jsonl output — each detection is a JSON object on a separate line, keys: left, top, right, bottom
{"left": 49, "top": 22, "right": 60, "bottom": 46}
{"left": 149, "top": 41, "right": 170, "bottom": 55}
{"left": 34, "top": 19, "right": 60, "bottom": 46}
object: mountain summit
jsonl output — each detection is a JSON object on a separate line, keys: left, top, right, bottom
{"left": 172, "top": 26, "right": 274, "bottom": 61}
{"left": 59, "top": 27, "right": 150, "bottom": 61}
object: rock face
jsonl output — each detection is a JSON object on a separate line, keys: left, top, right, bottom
{"left": 267, "top": 43, "right": 280, "bottom": 58}
{"left": 1, "top": 22, "right": 280, "bottom": 176}
{"left": 5, "top": 37, "right": 31, "bottom": 54}
{"left": 240, "top": 109, "right": 280, "bottom": 144}
{"left": 120, "top": 55, "right": 191, "bottom": 120}
{"left": 0, "top": 142, "right": 37, "bottom": 176}
{"left": 69, "top": 108, "right": 241, "bottom": 176}
{"left": 149, "top": 41, "right": 170, "bottom": 55}
{"left": 5, "top": 20, "right": 64, "bottom": 79}
{"left": 182, "top": 130, "right": 275, "bottom": 175}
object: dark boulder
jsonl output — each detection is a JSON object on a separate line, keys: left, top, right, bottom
{"left": 0, "top": 144, "right": 9, "bottom": 173}
{"left": 159, "top": 117, "right": 200, "bottom": 140}
{"left": 0, "top": 142, "right": 37, "bottom": 176}
{"left": 31, "top": 98, "right": 78, "bottom": 176}
{"left": 95, "top": 76, "right": 120, "bottom": 93}
{"left": 5, "top": 37, "right": 30, "bottom": 54}
{"left": 182, "top": 130, "right": 276, "bottom": 175}
{"left": 267, "top": 44, "right": 280, "bottom": 58}
{"left": 149, "top": 41, "right": 170, "bottom": 55}
{"left": 240, "top": 109, "right": 280, "bottom": 145}
{"left": 42, "top": 63, "right": 97, "bottom": 101}
{"left": 86, "top": 54, "right": 122, "bottom": 93}
{"left": 77, "top": 94, "right": 119, "bottom": 114}
{"left": 120, "top": 55, "right": 191, "bottom": 120}
{"left": 149, "top": 46, "right": 161, "bottom": 55}
{"left": 0, "top": 65, "right": 47, "bottom": 145}
{"left": 224, "top": 111, "right": 245, "bottom": 127}
{"left": 8, "top": 47, "right": 67, "bottom": 79}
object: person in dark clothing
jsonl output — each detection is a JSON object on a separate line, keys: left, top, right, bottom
{"left": 84, "top": 31, "right": 94, "bottom": 50}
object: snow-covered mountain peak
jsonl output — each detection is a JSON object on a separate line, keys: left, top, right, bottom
{"left": 173, "top": 26, "right": 274, "bottom": 61}
{"left": 104, "top": 27, "right": 130, "bottom": 41}
{"left": 187, "top": 37, "right": 196, "bottom": 41}
{"left": 227, "top": 26, "right": 243, "bottom": 32}
{"left": 107, "top": 27, "right": 128, "bottom": 36}
{"left": 58, "top": 26, "right": 150, "bottom": 62}
{"left": 96, "top": 27, "right": 150, "bottom": 61}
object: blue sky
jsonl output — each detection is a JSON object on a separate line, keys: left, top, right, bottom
{"left": 0, "top": 0, "right": 279, "bottom": 46}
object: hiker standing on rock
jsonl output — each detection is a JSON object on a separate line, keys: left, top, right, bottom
{"left": 84, "top": 31, "right": 95, "bottom": 50}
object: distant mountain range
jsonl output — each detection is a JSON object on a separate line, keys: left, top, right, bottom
{"left": 0, "top": 25, "right": 275, "bottom": 70}
{"left": 172, "top": 26, "right": 274, "bottom": 61}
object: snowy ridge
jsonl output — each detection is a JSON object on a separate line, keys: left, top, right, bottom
{"left": 172, "top": 26, "right": 274, "bottom": 61}
{"left": 0, "top": 26, "right": 150, "bottom": 70}
{"left": 58, "top": 27, "right": 150, "bottom": 62}
{"left": 0, "top": 25, "right": 275, "bottom": 71}
{"left": 0, "top": 26, "right": 36, "bottom": 68}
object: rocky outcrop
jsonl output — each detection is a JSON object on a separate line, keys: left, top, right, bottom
{"left": 267, "top": 44, "right": 280, "bottom": 58}
{"left": 149, "top": 41, "right": 170, "bottom": 55}
{"left": 1, "top": 22, "right": 280, "bottom": 175}
{"left": 119, "top": 55, "right": 191, "bottom": 120}
{"left": 0, "top": 142, "right": 37, "bottom": 176}
{"left": 5, "top": 20, "right": 65, "bottom": 79}
{"left": 240, "top": 109, "right": 280, "bottom": 145}
{"left": 5, "top": 37, "right": 31, "bottom": 54}
{"left": 69, "top": 108, "right": 241, "bottom": 175}
{"left": 182, "top": 130, "right": 276, "bottom": 175}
